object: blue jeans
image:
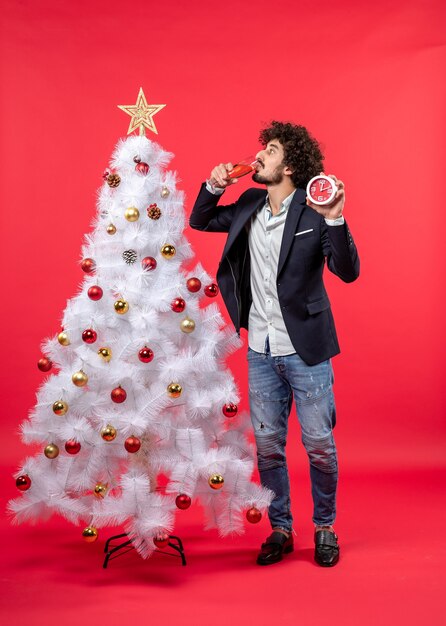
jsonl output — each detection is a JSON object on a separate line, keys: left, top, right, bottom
{"left": 248, "top": 343, "right": 338, "bottom": 531}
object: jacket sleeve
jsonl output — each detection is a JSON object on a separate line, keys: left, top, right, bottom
{"left": 189, "top": 183, "right": 238, "bottom": 233}
{"left": 321, "top": 218, "right": 360, "bottom": 283}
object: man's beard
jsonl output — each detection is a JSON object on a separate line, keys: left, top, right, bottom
{"left": 252, "top": 165, "right": 284, "bottom": 186}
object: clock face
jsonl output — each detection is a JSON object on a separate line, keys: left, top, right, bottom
{"left": 306, "top": 175, "right": 337, "bottom": 206}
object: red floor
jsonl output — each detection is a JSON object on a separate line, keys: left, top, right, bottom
{"left": 1, "top": 466, "right": 444, "bottom": 626}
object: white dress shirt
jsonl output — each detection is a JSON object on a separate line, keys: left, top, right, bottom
{"left": 205, "top": 181, "right": 344, "bottom": 356}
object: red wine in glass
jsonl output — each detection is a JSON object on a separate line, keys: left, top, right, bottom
{"left": 227, "top": 156, "right": 258, "bottom": 180}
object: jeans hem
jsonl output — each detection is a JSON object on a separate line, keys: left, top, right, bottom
{"left": 313, "top": 519, "right": 336, "bottom": 527}
{"left": 271, "top": 525, "right": 293, "bottom": 533}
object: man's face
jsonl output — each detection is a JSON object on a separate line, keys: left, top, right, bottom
{"left": 252, "top": 140, "right": 289, "bottom": 185}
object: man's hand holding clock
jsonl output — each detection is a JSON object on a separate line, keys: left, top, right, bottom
{"left": 306, "top": 173, "right": 345, "bottom": 220}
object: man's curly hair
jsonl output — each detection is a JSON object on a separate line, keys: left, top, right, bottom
{"left": 259, "top": 121, "right": 324, "bottom": 189}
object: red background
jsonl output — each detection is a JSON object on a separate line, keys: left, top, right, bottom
{"left": 1, "top": 1, "right": 445, "bottom": 624}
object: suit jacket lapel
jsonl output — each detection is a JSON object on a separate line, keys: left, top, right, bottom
{"left": 222, "top": 192, "right": 267, "bottom": 257}
{"left": 277, "top": 188, "right": 307, "bottom": 276}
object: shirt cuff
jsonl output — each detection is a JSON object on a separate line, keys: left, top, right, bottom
{"left": 325, "top": 216, "right": 345, "bottom": 226}
{"left": 206, "top": 180, "right": 225, "bottom": 195}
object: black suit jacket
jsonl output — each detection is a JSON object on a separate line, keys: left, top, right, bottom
{"left": 189, "top": 183, "right": 360, "bottom": 365}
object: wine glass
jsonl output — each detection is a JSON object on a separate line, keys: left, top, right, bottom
{"left": 227, "top": 156, "right": 258, "bottom": 180}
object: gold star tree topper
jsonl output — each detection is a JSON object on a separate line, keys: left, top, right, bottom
{"left": 118, "top": 88, "right": 166, "bottom": 136}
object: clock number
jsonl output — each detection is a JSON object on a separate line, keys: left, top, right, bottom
{"left": 318, "top": 195, "right": 323, "bottom": 202}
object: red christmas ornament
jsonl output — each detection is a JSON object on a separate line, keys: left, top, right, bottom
{"left": 171, "top": 298, "right": 186, "bottom": 313}
{"left": 135, "top": 161, "right": 150, "bottom": 175}
{"left": 82, "top": 329, "right": 97, "bottom": 344}
{"left": 175, "top": 494, "right": 192, "bottom": 510}
{"left": 153, "top": 534, "right": 170, "bottom": 549}
{"left": 65, "top": 440, "right": 81, "bottom": 455}
{"left": 138, "top": 347, "right": 154, "bottom": 363}
{"left": 142, "top": 256, "right": 157, "bottom": 271}
{"left": 88, "top": 285, "right": 103, "bottom": 301}
{"left": 222, "top": 403, "right": 238, "bottom": 418}
{"left": 111, "top": 386, "right": 127, "bottom": 403}
{"left": 81, "top": 258, "right": 96, "bottom": 273}
{"left": 102, "top": 169, "right": 110, "bottom": 180}
{"left": 246, "top": 507, "right": 262, "bottom": 524}
{"left": 16, "top": 475, "right": 31, "bottom": 491}
{"left": 38, "top": 357, "right": 52, "bottom": 372}
{"left": 124, "top": 436, "right": 141, "bottom": 453}
{"left": 186, "top": 277, "right": 201, "bottom": 293}
{"left": 204, "top": 283, "right": 219, "bottom": 298}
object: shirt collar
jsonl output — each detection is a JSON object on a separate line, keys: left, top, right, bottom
{"left": 265, "top": 190, "right": 296, "bottom": 217}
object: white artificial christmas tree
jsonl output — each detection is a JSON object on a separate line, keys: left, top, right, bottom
{"left": 9, "top": 90, "right": 272, "bottom": 559}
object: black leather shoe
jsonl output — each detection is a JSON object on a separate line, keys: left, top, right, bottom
{"left": 314, "top": 529, "right": 340, "bottom": 567}
{"left": 257, "top": 531, "right": 294, "bottom": 565}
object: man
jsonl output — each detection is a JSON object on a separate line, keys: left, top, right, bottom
{"left": 189, "top": 121, "right": 359, "bottom": 567}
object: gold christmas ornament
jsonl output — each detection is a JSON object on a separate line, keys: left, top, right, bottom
{"left": 101, "top": 424, "right": 117, "bottom": 442}
{"left": 124, "top": 207, "right": 140, "bottom": 222}
{"left": 118, "top": 87, "right": 166, "bottom": 136}
{"left": 57, "top": 331, "right": 70, "bottom": 346}
{"left": 44, "top": 443, "right": 59, "bottom": 459}
{"left": 98, "top": 347, "right": 112, "bottom": 362}
{"left": 208, "top": 474, "right": 224, "bottom": 490}
{"left": 167, "top": 383, "right": 182, "bottom": 398}
{"left": 161, "top": 186, "right": 170, "bottom": 198}
{"left": 53, "top": 400, "right": 68, "bottom": 416}
{"left": 107, "top": 173, "right": 121, "bottom": 188}
{"left": 72, "top": 370, "right": 88, "bottom": 387}
{"left": 161, "top": 244, "right": 176, "bottom": 259}
{"left": 106, "top": 223, "right": 117, "bottom": 235}
{"left": 82, "top": 526, "right": 98, "bottom": 543}
{"left": 114, "top": 299, "right": 129, "bottom": 314}
{"left": 180, "top": 318, "right": 196, "bottom": 333}
{"left": 94, "top": 483, "right": 108, "bottom": 499}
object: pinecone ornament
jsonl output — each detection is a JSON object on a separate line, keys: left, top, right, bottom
{"left": 107, "top": 173, "right": 121, "bottom": 188}
{"left": 147, "top": 203, "right": 161, "bottom": 220}
{"left": 123, "top": 249, "right": 137, "bottom": 265}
